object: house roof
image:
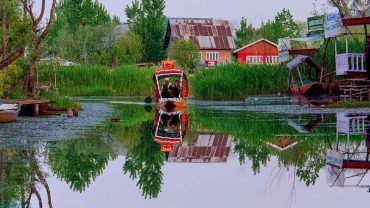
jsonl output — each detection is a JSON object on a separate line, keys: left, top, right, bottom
{"left": 167, "top": 18, "right": 235, "bottom": 50}
{"left": 233, "top": 38, "right": 278, "bottom": 53}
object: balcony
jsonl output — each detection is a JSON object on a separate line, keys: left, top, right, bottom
{"left": 336, "top": 53, "right": 367, "bottom": 76}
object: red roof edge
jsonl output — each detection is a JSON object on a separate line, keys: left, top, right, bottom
{"left": 288, "top": 48, "right": 320, "bottom": 55}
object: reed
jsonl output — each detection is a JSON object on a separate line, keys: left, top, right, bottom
{"left": 190, "top": 63, "right": 288, "bottom": 100}
{"left": 38, "top": 65, "right": 155, "bottom": 96}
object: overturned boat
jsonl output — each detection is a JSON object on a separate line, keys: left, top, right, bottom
{"left": 0, "top": 103, "right": 21, "bottom": 123}
{"left": 153, "top": 60, "right": 189, "bottom": 111}
{"left": 287, "top": 55, "right": 327, "bottom": 96}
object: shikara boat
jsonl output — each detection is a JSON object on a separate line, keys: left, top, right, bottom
{"left": 153, "top": 60, "right": 189, "bottom": 111}
{"left": 152, "top": 107, "right": 189, "bottom": 152}
{"left": 287, "top": 55, "right": 327, "bottom": 96}
{"left": 0, "top": 103, "right": 21, "bottom": 123}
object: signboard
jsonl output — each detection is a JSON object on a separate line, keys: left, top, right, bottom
{"left": 324, "top": 13, "right": 341, "bottom": 38}
{"left": 308, "top": 15, "right": 325, "bottom": 34}
{"left": 278, "top": 51, "right": 289, "bottom": 63}
{"left": 326, "top": 149, "right": 344, "bottom": 168}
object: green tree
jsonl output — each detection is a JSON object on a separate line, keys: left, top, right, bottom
{"left": 0, "top": 0, "right": 30, "bottom": 70}
{"left": 235, "top": 17, "right": 257, "bottom": 48}
{"left": 112, "top": 32, "right": 143, "bottom": 65}
{"left": 123, "top": 121, "right": 164, "bottom": 199}
{"left": 168, "top": 40, "right": 199, "bottom": 70}
{"left": 125, "top": 0, "right": 166, "bottom": 63}
{"left": 258, "top": 9, "right": 300, "bottom": 43}
{"left": 48, "top": 136, "right": 117, "bottom": 192}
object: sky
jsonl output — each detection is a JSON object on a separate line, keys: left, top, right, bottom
{"left": 38, "top": 0, "right": 335, "bottom": 27}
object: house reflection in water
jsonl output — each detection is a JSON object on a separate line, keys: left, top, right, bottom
{"left": 326, "top": 113, "right": 370, "bottom": 190}
{"left": 167, "top": 133, "right": 233, "bottom": 163}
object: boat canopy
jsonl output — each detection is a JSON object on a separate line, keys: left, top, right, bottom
{"left": 287, "top": 55, "right": 324, "bottom": 71}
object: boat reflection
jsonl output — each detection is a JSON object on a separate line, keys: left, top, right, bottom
{"left": 326, "top": 113, "right": 370, "bottom": 191}
{"left": 152, "top": 107, "right": 189, "bottom": 152}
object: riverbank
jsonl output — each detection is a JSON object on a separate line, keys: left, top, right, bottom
{"left": 39, "top": 64, "right": 288, "bottom": 100}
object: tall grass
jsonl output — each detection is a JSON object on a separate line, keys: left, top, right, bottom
{"left": 190, "top": 63, "right": 288, "bottom": 100}
{"left": 38, "top": 65, "right": 155, "bottom": 96}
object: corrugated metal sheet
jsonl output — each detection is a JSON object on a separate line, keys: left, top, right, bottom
{"left": 168, "top": 18, "right": 235, "bottom": 50}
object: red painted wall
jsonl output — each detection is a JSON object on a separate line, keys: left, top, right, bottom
{"left": 235, "top": 40, "right": 278, "bottom": 64}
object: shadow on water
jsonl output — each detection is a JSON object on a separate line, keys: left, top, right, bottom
{"left": 1, "top": 96, "right": 370, "bottom": 206}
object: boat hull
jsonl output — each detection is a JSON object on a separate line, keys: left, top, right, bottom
{"left": 0, "top": 108, "right": 20, "bottom": 123}
{"left": 290, "top": 82, "right": 326, "bottom": 96}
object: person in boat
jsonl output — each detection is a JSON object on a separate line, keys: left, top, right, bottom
{"left": 365, "top": 36, "right": 370, "bottom": 80}
{"left": 161, "top": 78, "right": 171, "bottom": 98}
{"left": 169, "top": 80, "right": 180, "bottom": 98}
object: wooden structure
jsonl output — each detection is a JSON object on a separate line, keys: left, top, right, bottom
{"left": 234, "top": 39, "right": 279, "bottom": 64}
{"left": 0, "top": 99, "right": 78, "bottom": 117}
{"left": 326, "top": 113, "right": 370, "bottom": 188}
{"left": 334, "top": 79, "right": 370, "bottom": 100}
{"left": 167, "top": 133, "right": 233, "bottom": 163}
{"left": 164, "top": 18, "right": 236, "bottom": 63}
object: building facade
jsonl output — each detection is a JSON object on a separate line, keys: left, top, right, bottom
{"left": 234, "top": 39, "right": 279, "bottom": 64}
{"left": 164, "top": 18, "right": 236, "bottom": 63}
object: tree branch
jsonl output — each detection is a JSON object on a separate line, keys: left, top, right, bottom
{"left": 35, "top": 0, "right": 46, "bottom": 25}
{"left": 0, "top": 48, "right": 24, "bottom": 70}
{"left": 37, "top": 0, "right": 57, "bottom": 46}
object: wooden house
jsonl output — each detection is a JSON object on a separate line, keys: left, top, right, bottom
{"left": 234, "top": 39, "right": 279, "bottom": 64}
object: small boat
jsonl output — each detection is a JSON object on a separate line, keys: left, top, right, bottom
{"left": 153, "top": 60, "right": 189, "bottom": 111}
{"left": 287, "top": 55, "right": 327, "bottom": 96}
{"left": 0, "top": 103, "right": 21, "bottom": 123}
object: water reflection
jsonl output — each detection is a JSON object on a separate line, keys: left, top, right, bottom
{"left": 0, "top": 142, "right": 52, "bottom": 208}
{"left": 326, "top": 113, "right": 370, "bottom": 191}
{"left": 1, "top": 99, "right": 370, "bottom": 206}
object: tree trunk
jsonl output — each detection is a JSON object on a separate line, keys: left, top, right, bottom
{"left": 25, "top": 66, "right": 36, "bottom": 98}
{"left": 1, "top": 1, "right": 9, "bottom": 59}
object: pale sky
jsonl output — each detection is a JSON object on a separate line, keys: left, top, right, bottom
{"left": 38, "top": 0, "right": 335, "bottom": 27}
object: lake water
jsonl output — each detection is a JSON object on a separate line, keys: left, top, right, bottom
{"left": 0, "top": 96, "right": 370, "bottom": 208}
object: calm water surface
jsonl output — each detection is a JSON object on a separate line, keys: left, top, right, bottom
{"left": 0, "top": 96, "right": 370, "bottom": 208}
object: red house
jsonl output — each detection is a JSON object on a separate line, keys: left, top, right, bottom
{"left": 234, "top": 39, "right": 279, "bottom": 64}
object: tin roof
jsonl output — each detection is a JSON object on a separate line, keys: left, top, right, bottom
{"left": 167, "top": 18, "right": 235, "bottom": 50}
{"left": 233, "top": 38, "right": 278, "bottom": 53}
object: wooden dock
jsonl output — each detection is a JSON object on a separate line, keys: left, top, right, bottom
{"left": 336, "top": 80, "right": 370, "bottom": 101}
{"left": 1, "top": 99, "right": 52, "bottom": 117}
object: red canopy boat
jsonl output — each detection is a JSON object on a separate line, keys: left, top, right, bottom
{"left": 153, "top": 60, "right": 189, "bottom": 110}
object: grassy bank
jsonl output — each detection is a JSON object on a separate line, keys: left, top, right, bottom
{"left": 38, "top": 65, "right": 155, "bottom": 96}
{"left": 190, "top": 64, "right": 288, "bottom": 100}
{"left": 324, "top": 100, "right": 370, "bottom": 108}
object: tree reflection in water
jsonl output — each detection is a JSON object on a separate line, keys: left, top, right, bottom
{"left": 0, "top": 141, "right": 53, "bottom": 208}
{"left": 123, "top": 121, "right": 164, "bottom": 199}
{"left": 48, "top": 136, "right": 117, "bottom": 193}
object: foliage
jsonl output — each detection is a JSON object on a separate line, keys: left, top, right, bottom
{"left": 190, "top": 63, "right": 288, "bottom": 100}
{"left": 38, "top": 92, "right": 82, "bottom": 109}
{"left": 0, "top": 64, "right": 23, "bottom": 98}
{"left": 235, "top": 17, "right": 257, "bottom": 48}
{"left": 53, "top": 23, "right": 117, "bottom": 64}
{"left": 123, "top": 121, "right": 164, "bottom": 199}
{"left": 112, "top": 32, "right": 143, "bottom": 65}
{"left": 168, "top": 40, "right": 199, "bottom": 70}
{"left": 48, "top": 136, "right": 117, "bottom": 192}
{"left": 47, "top": 0, "right": 117, "bottom": 64}
{"left": 259, "top": 9, "right": 300, "bottom": 43}
{"left": 125, "top": 0, "right": 166, "bottom": 62}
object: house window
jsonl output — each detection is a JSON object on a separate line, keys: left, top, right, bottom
{"left": 267, "top": 56, "right": 278, "bottom": 64}
{"left": 198, "top": 52, "right": 202, "bottom": 60}
{"left": 246, "top": 56, "right": 262, "bottom": 64}
{"left": 206, "top": 52, "right": 219, "bottom": 61}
